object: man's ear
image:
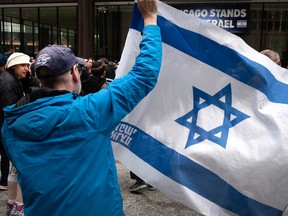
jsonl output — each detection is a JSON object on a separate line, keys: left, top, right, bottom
{"left": 71, "top": 64, "right": 81, "bottom": 83}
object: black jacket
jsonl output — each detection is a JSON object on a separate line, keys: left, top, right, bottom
{"left": 0, "top": 69, "right": 24, "bottom": 127}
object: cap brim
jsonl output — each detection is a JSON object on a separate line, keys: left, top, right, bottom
{"left": 76, "top": 57, "right": 87, "bottom": 67}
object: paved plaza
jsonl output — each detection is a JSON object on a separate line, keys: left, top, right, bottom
{"left": 0, "top": 161, "right": 203, "bottom": 216}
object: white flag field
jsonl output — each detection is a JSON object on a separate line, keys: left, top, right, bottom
{"left": 111, "top": 1, "right": 288, "bottom": 215}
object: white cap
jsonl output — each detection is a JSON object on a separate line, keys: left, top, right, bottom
{"left": 6, "top": 52, "right": 31, "bottom": 68}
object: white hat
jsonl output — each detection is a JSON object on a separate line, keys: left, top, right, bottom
{"left": 6, "top": 52, "right": 31, "bottom": 68}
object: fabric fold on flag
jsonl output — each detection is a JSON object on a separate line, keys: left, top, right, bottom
{"left": 112, "top": 1, "right": 288, "bottom": 216}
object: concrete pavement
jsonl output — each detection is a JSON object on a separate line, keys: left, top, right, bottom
{"left": 0, "top": 161, "right": 203, "bottom": 216}
{"left": 117, "top": 161, "right": 203, "bottom": 216}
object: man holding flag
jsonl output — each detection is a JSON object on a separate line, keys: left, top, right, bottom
{"left": 1, "top": 0, "right": 161, "bottom": 215}
{"left": 112, "top": 1, "right": 288, "bottom": 216}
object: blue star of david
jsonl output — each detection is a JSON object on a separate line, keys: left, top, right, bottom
{"left": 175, "top": 84, "right": 250, "bottom": 149}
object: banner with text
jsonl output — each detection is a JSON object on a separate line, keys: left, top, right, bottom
{"left": 176, "top": 4, "right": 249, "bottom": 33}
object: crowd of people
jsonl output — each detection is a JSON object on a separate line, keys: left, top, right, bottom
{"left": 0, "top": 0, "right": 286, "bottom": 215}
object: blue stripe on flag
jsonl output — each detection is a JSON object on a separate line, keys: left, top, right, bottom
{"left": 130, "top": 4, "right": 288, "bottom": 104}
{"left": 111, "top": 122, "right": 282, "bottom": 216}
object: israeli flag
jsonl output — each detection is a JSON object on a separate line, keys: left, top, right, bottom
{"left": 111, "top": 1, "right": 288, "bottom": 215}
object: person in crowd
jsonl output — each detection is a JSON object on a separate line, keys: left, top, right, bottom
{"left": 0, "top": 54, "right": 7, "bottom": 73}
{"left": 0, "top": 53, "right": 9, "bottom": 191}
{"left": 100, "top": 57, "right": 109, "bottom": 67}
{"left": 105, "top": 61, "right": 117, "bottom": 82}
{"left": 0, "top": 52, "right": 31, "bottom": 216}
{"left": 76, "top": 57, "right": 90, "bottom": 82}
{"left": 4, "top": 52, "right": 12, "bottom": 59}
{"left": 129, "top": 171, "right": 155, "bottom": 193}
{"left": 1, "top": 0, "right": 161, "bottom": 215}
{"left": 80, "top": 60, "right": 108, "bottom": 95}
{"left": 260, "top": 49, "right": 281, "bottom": 66}
{"left": 85, "top": 57, "right": 94, "bottom": 75}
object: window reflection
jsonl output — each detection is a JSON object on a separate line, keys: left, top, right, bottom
{"left": 12, "top": 19, "right": 21, "bottom": 52}
{"left": 0, "top": 6, "right": 76, "bottom": 56}
{"left": 95, "top": 4, "right": 133, "bottom": 61}
{"left": 3, "top": 17, "right": 12, "bottom": 53}
{"left": 4, "top": 8, "right": 20, "bottom": 19}
{"left": 23, "top": 21, "right": 34, "bottom": 55}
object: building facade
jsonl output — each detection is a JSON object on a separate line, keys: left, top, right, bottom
{"left": 0, "top": 0, "right": 288, "bottom": 66}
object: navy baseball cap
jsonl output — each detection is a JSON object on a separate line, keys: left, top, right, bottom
{"left": 35, "top": 45, "right": 82, "bottom": 79}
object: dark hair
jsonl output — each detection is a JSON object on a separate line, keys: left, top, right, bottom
{"left": 78, "top": 65, "right": 90, "bottom": 82}
{"left": 30, "top": 62, "right": 36, "bottom": 78}
{"left": 105, "top": 64, "right": 116, "bottom": 79}
{"left": 100, "top": 57, "right": 109, "bottom": 65}
{"left": 91, "top": 60, "right": 105, "bottom": 77}
{"left": 81, "top": 76, "right": 106, "bottom": 95}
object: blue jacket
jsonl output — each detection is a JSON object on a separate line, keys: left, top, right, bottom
{"left": 2, "top": 25, "right": 162, "bottom": 216}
